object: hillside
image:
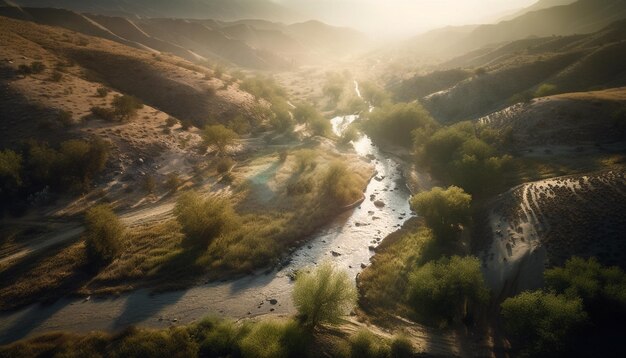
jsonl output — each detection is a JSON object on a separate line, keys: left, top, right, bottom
{"left": 478, "top": 88, "right": 626, "bottom": 149}
{"left": 0, "top": 6, "right": 371, "bottom": 69}
{"left": 394, "top": 20, "right": 626, "bottom": 122}
{"left": 405, "top": 0, "right": 626, "bottom": 59}
{"left": 5, "top": 0, "right": 303, "bottom": 23}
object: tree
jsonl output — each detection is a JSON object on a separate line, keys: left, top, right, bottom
{"left": 112, "top": 95, "right": 143, "bottom": 121}
{"left": 84, "top": 204, "right": 124, "bottom": 266}
{"left": 407, "top": 256, "right": 489, "bottom": 324}
{"left": 322, "top": 161, "right": 361, "bottom": 206}
{"left": 202, "top": 124, "right": 238, "bottom": 154}
{"left": 410, "top": 186, "right": 472, "bottom": 241}
{"left": 293, "top": 103, "right": 319, "bottom": 124}
{"left": 0, "top": 149, "right": 23, "bottom": 188}
{"left": 292, "top": 262, "right": 357, "bottom": 328}
{"left": 545, "top": 257, "right": 626, "bottom": 318}
{"left": 174, "top": 191, "right": 237, "bottom": 247}
{"left": 501, "top": 291, "right": 587, "bottom": 356}
{"left": 365, "top": 102, "right": 437, "bottom": 147}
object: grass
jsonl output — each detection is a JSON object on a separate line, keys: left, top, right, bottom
{"left": 358, "top": 219, "right": 434, "bottom": 318}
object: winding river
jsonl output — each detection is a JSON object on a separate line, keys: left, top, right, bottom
{"left": 0, "top": 83, "right": 413, "bottom": 344}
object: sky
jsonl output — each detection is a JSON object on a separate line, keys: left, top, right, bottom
{"left": 276, "top": 0, "right": 539, "bottom": 36}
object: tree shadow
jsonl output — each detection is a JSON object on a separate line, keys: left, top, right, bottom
{"left": 112, "top": 289, "right": 186, "bottom": 330}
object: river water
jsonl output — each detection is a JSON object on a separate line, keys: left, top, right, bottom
{"left": 0, "top": 84, "right": 413, "bottom": 344}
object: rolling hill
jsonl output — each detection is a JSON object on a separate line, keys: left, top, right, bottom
{"left": 394, "top": 20, "right": 626, "bottom": 123}
{"left": 0, "top": 6, "right": 371, "bottom": 69}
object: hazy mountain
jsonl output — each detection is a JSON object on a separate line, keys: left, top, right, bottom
{"left": 499, "top": 0, "right": 577, "bottom": 21}
{"left": 7, "top": 0, "right": 304, "bottom": 22}
{"left": 406, "top": 0, "right": 626, "bottom": 59}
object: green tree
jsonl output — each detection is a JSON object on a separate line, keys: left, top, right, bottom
{"left": 365, "top": 102, "right": 437, "bottom": 147}
{"left": 112, "top": 95, "right": 143, "bottom": 121}
{"left": 407, "top": 256, "right": 489, "bottom": 324}
{"left": 84, "top": 204, "right": 125, "bottom": 266}
{"left": 0, "top": 149, "right": 23, "bottom": 188}
{"left": 545, "top": 257, "right": 626, "bottom": 316}
{"left": 174, "top": 191, "right": 237, "bottom": 247}
{"left": 322, "top": 161, "right": 361, "bottom": 206}
{"left": 202, "top": 124, "right": 239, "bottom": 154}
{"left": 292, "top": 262, "right": 357, "bottom": 328}
{"left": 410, "top": 186, "right": 472, "bottom": 241}
{"left": 501, "top": 291, "right": 587, "bottom": 356}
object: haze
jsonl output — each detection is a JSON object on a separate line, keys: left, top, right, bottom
{"left": 279, "top": 0, "right": 538, "bottom": 35}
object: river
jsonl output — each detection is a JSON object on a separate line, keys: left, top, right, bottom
{"left": 0, "top": 83, "right": 413, "bottom": 344}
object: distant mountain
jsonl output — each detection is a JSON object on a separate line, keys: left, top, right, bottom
{"left": 0, "top": 6, "right": 371, "bottom": 69}
{"left": 499, "top": 0, "right": 577, "bottom": 21}
{"left": 406, "top": 0, "right": 626, "bottom": 59}
{"left": 7, "top": 0, "right": 304, "bottom": 23}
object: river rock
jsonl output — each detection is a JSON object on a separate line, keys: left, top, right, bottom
{"left": 361, "top": 263, "right": 367, "bottom": 269}
{"left": 331, "top": 251, "right": 342, "bottom": 257}
{"left": 268, "top": 299, "right": 278, "bottom": 305}
{"left": 374, "top": 200, "right": 385, "bottom": 208}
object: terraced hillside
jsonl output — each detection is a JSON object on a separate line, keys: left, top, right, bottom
{"left": 478, "top": 171, "right": 626, "bottom": 296}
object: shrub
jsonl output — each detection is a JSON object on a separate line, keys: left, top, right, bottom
{"left": 365, "top": 102, "right": 437, "bottom": 147}
{"left": 239, "top": 319, "right": 309, "bottom": 358}
{"left": 410, "top": 186, "right": 472, "bottom": 241}
{"left": 143, "top": 175, "right": 156, "bottom": 194}
{"left": 165, "top": 173, "right": 181, "bottom": 192}
{"left": 544, "top": 257, "right": 626, "bottom": 318}
{"left": 359, "top": 81, "right": 390, "bottom": 107}
{"left": 216, "top": 157, "right": 235, "bottom": 174}
{"left": 112, "top": 95, "right": 143, "bottom": 121}
{"left": 339, "top": 126, "right": 359, "bottom": 145}
{"left": 110, "top": 327, "right": 198, "bottom": 358}
{"left": 96, "top": 87, "right": 109, "bottom": 97}
{"left": 293, "top": 262, "right": 357, "bottom": 328}
{"left": 390, "top": 335, "right": 414, "bottom": 358}
{"left": 202, "top": 124, "right": 239, "bottom": 154}
{"left": 174, "top": 191, "right": 237, "bottom": 247}
{"left": 348, "top": 329, "right": 390, "bottom": 358}
{"left": 322, "top": 161, "right": 362, "bottom": 206}
{"left": 90, "top": 106, "right": 116, "bottom": 121}
{"left": 57, "top": 110, "right": 73, "bottom": 127}
{"left": 57, "top": 137, "right": 109, "bottom": 190}
{"left": 165, "top": 117, "right": 178, "bottom": 127}
{"left": 501, "top": 291, "right": 587, "bottom": 356}
{"left": 308, "top": 116, "right": 332, "bottom": 137}
{"left": 407, "top": 256, "right": 489, "bottom": 325}
{"left": 227, "top": 115, "right": 251, "bottom": 134}
{"left": 534, "top": 83, "right": 558, "bottom": 98}
{"left": 49, "top": 70, "right": 63, "bottom": 82}
{"left": 0, "top": 149, "right": 23, "bottom": 188}
{"left": 83, "top": 204, "right": 124, "bottom": 266}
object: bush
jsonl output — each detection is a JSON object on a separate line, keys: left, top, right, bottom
{"left": 365, "top": 102, "right": 437, "bottom": 147}
{"left": 216, "top": 157, "right": 235, "bottom": 174}
{"left": 339, "top": 126, "right": 359, "bottom": 145}
{"left": 239, "top": 320, "right": 309, "bottom": 358}
{"left": 544, "top": 257, "right": 626, "bottom": 318}
{"left": 0, "top": 149, "right": 23, "bottom": 188}
{"left": 49, "top": 70, "right": 63, "bottom": 82}
{"left": 90, "top": 106, "right": 116, "bottom": 121}
{"left": 202, "top": 124, "right": 239, "bottom": 154}
{"left": 174, "top": 191, "right": 237, "bottom": 247}
{"left": 166, "top": 117, "right": 178, "bottom": 127}
{"left": 293, "top": 262, "right": 357, "bottom": 328}
{"left": 501, "top": 291, "right": 587, "bottom": 356}
{"left": 407, "top": 256, "right": 489, "bottom": 325}
{"left": 410, "top": 186, "right": 471, "bottom": 241}
{"left": 293, "top": 103, "right": 319, "bottom": 124}
{"left": 83, "top": 204, "right": 124, "bottom": 266}
{"left": 359, "top": 81, "right": 390, "bottom": 107}
{"left": 57, "top": 110, "right": 73, "bottom": 127}
{"left": 308, "top": 116, "right": 332, "bottom": 137}
{"left": 322, "top": 161, "right": 362, "bottom": 206}
{"left": 165, "top": 173, "right": 181, "bottom": 192}
{"left": 110, "top": 327, "right": 198, "bottom": 358}
{"left": 534, "top": 83, "right": 558, "bottom": 98}
{"left": 112, "top": 95, "right": 143, "bottom": 121}
{"left": 348, "top": 329, "right": 389, "bottom": 358}
{"left": 390, "top": 335, "right": 413, "bottom": 358}
{"left": 96, "top": 87, "right": 109, "bottom": 97}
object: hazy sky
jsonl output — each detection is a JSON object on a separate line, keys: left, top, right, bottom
{"left": 277, "top": 0, "right": 539, "bottom": 35}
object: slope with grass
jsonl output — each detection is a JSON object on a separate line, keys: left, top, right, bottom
{"left": 476, "top": 170, "right": 626, "bottom": 298}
